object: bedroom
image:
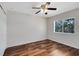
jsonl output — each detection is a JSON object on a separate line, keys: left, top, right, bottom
{"left": 0, "top": 2, "right": 79, "bottom": 56}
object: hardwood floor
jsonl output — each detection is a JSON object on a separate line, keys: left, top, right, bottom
{"left": 4, "top": 39, "right": 79, "bottom": 56}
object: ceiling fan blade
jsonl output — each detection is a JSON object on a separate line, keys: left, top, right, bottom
{"left": 48, "top": 8, "right": 57, "bottom": 10}
{"left": 32, "top": 7, "right": 40, "bottom": 9}
{"left": 35, "top": 10, "right": 41, "bottom": 14}
{"left": 46, "top": 2, "right": 51, "bottom": 5}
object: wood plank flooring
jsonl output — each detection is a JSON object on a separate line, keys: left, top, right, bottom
{"left": 3, "top": 39, "right": 79, "bottom": 56}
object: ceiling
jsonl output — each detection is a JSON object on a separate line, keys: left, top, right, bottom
{"left": 3, "top": 2, "right": 79, "bottom": 18}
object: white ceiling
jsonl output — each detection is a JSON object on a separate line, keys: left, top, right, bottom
{"left": 3, "top": 2, "right": 79, "bottom": 18}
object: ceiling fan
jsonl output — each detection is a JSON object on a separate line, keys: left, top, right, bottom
{"left": 32, "top": 2, "right": 57, "bottom": 15}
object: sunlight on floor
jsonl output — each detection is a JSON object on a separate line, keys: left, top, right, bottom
{"left": 49, "top": 49, "right": 70, "bottom": 56}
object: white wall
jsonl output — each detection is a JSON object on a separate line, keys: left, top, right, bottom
{"left": 7, "top": 11, "right": 47, "bottom": 47}
{"left": 47, "top": 8, "right": 79, "bottom": 49}
{"left": 0, "top": 5, "right": 7, "bottom": 55}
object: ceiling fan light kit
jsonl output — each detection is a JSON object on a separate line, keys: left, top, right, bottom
{"left": 32, "top": 2, "right": 57, "bottom": 15}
